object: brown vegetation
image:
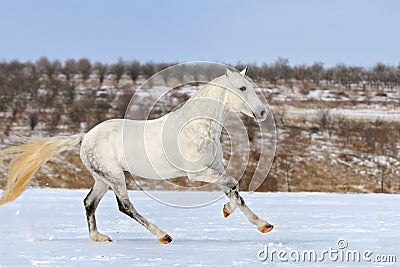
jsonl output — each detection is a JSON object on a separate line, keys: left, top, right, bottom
{"left": 0, "top": 58, "right": 399, "bottom": 193}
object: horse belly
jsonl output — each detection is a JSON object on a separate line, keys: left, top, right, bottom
{"left": 123, "top": 126, "right": 185, "bottom": 180}
{"left": 126, "top": 148, "right": 185, "bottom": 180}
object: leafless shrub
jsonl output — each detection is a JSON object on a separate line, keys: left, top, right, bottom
{"left": 371, "top": 116, "right": 384, "bottom": 128}
{"left": 318, "top": 109, "right": 334, "bottom": 139}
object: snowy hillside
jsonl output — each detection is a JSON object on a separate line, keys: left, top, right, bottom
{"left": 0, "top": 189, "right": 398, "bottom": 266}
{"left": 1, "top": 60, "right": 400, "bottom": 193}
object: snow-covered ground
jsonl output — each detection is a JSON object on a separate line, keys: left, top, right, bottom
{"left": 0, "top": 189, "right": 399, "bottom": 266}
{"left": 281, "top": 106, "right": 400, "bottom": 123}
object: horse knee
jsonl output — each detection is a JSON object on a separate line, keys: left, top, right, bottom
{"left": 219, "top": 176, "right": 238, "bottom": 190}
{"left": 227, "top": 188, "right": 245, "bottom": 206}
{"left": 234, "top": 190, "right": 245, "bottom": 205}
{"left": 238, "top": 195, "right": 245, "bottom": 205}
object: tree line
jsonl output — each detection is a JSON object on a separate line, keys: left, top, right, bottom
{"left": 1, "top": 56, "right": 399, "bottom": 134}
{"left": 1, "top": 57, "right": 400, "bottom": 87}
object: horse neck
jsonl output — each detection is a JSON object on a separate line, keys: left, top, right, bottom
{"left": 178, "top": 81, "right": 229, "bottom": 140}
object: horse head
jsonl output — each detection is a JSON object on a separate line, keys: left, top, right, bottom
{"left": 221, "top": 67, "right": 267, "bottom": 122}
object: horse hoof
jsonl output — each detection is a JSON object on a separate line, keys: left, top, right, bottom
{"left": 159, "top": 234, "right": 173, "bottom": 244}
{"left": 258, "top": 224, "right": 274, "bottom": 234}
{"left": 91, "top": 234, "right": 113, "bottom": 242}
{"left": 223, "top": 205, "right": 230, "bottom": 218}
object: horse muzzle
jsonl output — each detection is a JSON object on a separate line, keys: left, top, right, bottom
{"left": 253, "top": 109, "right": 268, "bottom": 122}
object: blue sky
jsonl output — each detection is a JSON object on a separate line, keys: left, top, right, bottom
{"left": 0, "top": 0, "right": 399, "bottom": 67}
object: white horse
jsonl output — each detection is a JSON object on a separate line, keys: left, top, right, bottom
{"left": 0, "top": 67, "right": 273, "bottom": 244}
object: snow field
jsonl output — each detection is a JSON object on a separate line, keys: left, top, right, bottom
{"left": 0, "top": 189, "right": 398, "bottom": 266}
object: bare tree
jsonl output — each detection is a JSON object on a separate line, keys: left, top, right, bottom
{"left": 93, "top": 62, "right": 108, "bottom": 84}
{"left": 375, "top": 158, "right": 389, "bottom": 193}
{"left": 310, "top": 62, "right": 324, "bottom": 84}
{"left": 142, "top": 61, "right": 157, "bottom": 78}
{"left": 29, "top": 112, "right": 39, "bottom": 130}
{"left": 293, "top": 64, "right": 309, "bottom": 82}
{"left": 332, "top": 63, "right": 351, "bottom": 88}
{"left": 274, "top": 57, "right": 292, "bottom": 82}
{"left": 36, "top": 56, "right": 50, "bottom": 74}
{"left": 371, "top": 63, "right": 388, "bottom": 90}
{"left": 63, "top": 59, "right": 78, "bottom": 80}
{"left": 77, "top": 58, "right": 91, "bottom": 80}
{"left": 109, "top": 58, "right": 126, "bottom": 82}
{"left": 127, "top": 60, "right": 140, "bottom": 82}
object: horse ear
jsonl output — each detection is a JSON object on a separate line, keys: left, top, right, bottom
{"left": 225, "top": 68, "right": 234, "bottom": 77}
{"left": 240, "top": 66, "right": 248, "bottom": 75}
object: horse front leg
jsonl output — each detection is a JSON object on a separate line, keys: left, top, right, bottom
{"left": 188, "top": 170, "right": 274, "bottom": 234}
{"left": 213, "top": 165, "right": 240, "bottom": 218}
{"left": 230, "top": 187, "right": 274, "bottom": 233}
{"left": 222, "top": 189, "right": 239, "bottom": 218}
{"left": 224, "top": 183, "right": 274, "bottom": 233}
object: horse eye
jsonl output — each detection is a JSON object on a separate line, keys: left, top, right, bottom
{"left": 239, "top": 86, "right": 246, "bottom": 91}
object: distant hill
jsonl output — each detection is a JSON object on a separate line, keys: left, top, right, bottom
{"left": 0, "top": 58, "right": 399, "bottom": 193}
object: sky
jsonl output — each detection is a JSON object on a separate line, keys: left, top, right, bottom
{"left": 0, "top": 0, "right": 399, "bottom": 67}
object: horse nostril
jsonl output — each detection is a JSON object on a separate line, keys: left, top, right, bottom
{"left": 260, "top": 110, "right": 266, "bottom": 117}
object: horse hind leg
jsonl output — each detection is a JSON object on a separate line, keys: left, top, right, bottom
{"left": 111, "top": 176, "right": 172, "bottom": 244}
{"left": 84, "top": 179, "right": 112, "bottom": 242}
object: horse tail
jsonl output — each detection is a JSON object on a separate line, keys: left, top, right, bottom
{"left": 0, "top": 134, "right": 84, "bottom": 205}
